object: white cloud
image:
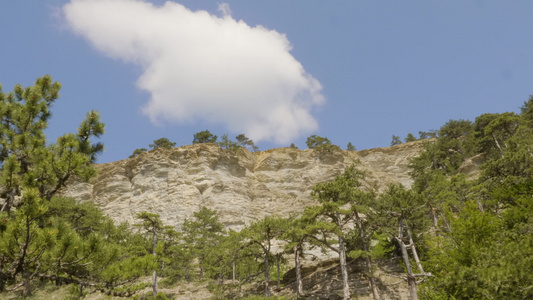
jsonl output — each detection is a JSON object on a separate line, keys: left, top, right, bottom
{"left": 62, "top": 0, "right": 325, "bottom": 144}
{"left": 217, "top": 3, "right": 232, "bottom": 18}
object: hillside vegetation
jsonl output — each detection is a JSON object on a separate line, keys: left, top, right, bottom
{"left": 0, "top": 77, "right": 532, "bottom": 299}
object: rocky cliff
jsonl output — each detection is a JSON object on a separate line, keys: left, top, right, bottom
{"left": 62, "top": 141, "right": 424, "bottom": 230}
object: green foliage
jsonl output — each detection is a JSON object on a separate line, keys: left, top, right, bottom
{"left": 409, "top": 97, "right": 533, "bottom": 299}
{"left": 418, "top": 130, "right": 437, "bottom": 139}
{"left": 289, "top": 143, "right": 298, "bottom": 149}
{"left": 193, "top": 130, "right": 217, "bottom": 144}
{"left": 306, "top": 164, "right": 372, "bottom": 248}
{"left": 215, "top": 133, "right": 259, "bottom": 152}
{"left": 369, "top": 233, "right": 395, "bottom": 259}
{"left": 346, "top": 142, "right": 356, "bottom": 151}
{"left": 46, "top": 197, "right": 105, "bottom": 236}
{"left": 235, "top": 133, "right": 258, "bottom": 152}
{"left": 306, "top": 164, "right": 379, "bottom": 299}
{"left": 474, "top": 112, "right": 521, "bottom": 159}
{"left": 421, "top": 199, "right": 533, "bottom": 299}
{"left": 0, "top": 76, "right": 106, "bottom": 296}
{"left": 217, "top": 134, "right": 240, "bottom": 151}
{"left": 372, "top": 184, "right": 428, "bottom": 239}
{"left": 390, "top": 135, "right": 402, "bottom": 146}
{"left": 409, "top": 119, "right": 478, "bottom": 192}
{"left": 520, "top": 94, "right": 533, "bottom": 121}
{"left": 130, "top": 137, "right": 176, "bottom": 158}
{"left": 405, "top": 133, "right": 417, "bottom": 143}
{"left": 182, "top": 207, "right": 225, "bottom": 279}
{"left": 149, "top": 137, "right": 176, "bottom": 149}
{"left": 0, "top": 76, "right": 105, "bottom": 210}
{"left": 240, "top": 215, "right": 289, "bottom": 297}
{"left": 0, "top": 190, "right": 53, "bottom": 293}
{"left": 306, "top": 135, "right": 339, "bottom": 152}
{"left": 306, "top": 135, "right": 330, "bottom": 149}
{"left": 312, "top": 164, "right": 364, "bottom": 204}
{"left": 129, "top": 148, "right": 147, "bottom": 158}
{"left": 66, "top": 283, "right": 86, "bottom": 299}
{"left": 154, "top": 291, "right": 171, "bottom": 300}
{"left": 0, "top": 195, "right": 153, "bottom": 296}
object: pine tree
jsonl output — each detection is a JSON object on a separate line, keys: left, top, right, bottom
{"left": 281, "top": 216, "right": 320, "bottom": 297}
{"left": 305, "top": 135, "right": 340, "bottom": 152}
{"left": 308, "top": 164, "right": 380, "bottom": 300}
{"left": 235, "top": 133, "right": 258, "bottom": 152}
{"left": 474, "top": 112, "right": 521, "bottom": 159}
{"left": 0, "top": 76, "right": 104, "bottom": 212}
{"left": 371, "top": 184, "right": 429, "bottom": 300}
{"left": 405, "top": 133, "right": 417, "bottom": 143}
{"left": 129, "top": 148, "right": 147, "bottom": 158}
{"left": 182, "top": 207, "right": 224, "bottom": 279}
{"left": 149, "top": 137, "right": 176, "bottom": 149}
{"left": 391, "top": 135, "right": 402, "bottom": 146}
{"left": 240, "top": 216, "right": 289, "bottom": 297}
{"left": 0, "top": 189, "right": 53, "bottom": 295}
{"left": 193, "top": 130, "right": 217, "bottom": 144}
{"left": 418, "top": 130, "right": 437, "bottom": 139}
{"left": 217, "top": 134, "right": 239, "bottom": 151}
{"left": 135, "top": 212, "right": 163, "bottom": 296}
{"left": 0, "top": 76, "right": 104, "bottom": 295}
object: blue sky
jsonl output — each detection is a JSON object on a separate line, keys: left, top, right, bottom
{"left": 1, "top": 1, "right": 532, "bottom": 163}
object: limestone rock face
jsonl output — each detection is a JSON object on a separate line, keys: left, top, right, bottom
{"left": 62, "top": 142, "right": 425, "bottom": 229}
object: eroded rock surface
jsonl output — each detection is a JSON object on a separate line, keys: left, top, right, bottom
{"left": 62, "top": 142, "right": 425, "bottom": 229}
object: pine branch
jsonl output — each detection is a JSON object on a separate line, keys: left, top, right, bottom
{"left": 240, "top": 269, "right": 264, "bottom": 284}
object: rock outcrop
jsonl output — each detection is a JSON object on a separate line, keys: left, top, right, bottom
{"left": 62, "top": 141, "right": 425, "bottom": 229}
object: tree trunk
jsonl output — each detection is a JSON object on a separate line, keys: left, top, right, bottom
{"left": 427, "top": 203, "right": 440, "bottom": 230}
{"left": 406, "top": 226, "right": 425, "bottom": 274}
{"left": 79, "top": 282, "right": 84, "bottom": 298}
{"left": 152, "top": 270, "right": 158, "bottom": 296}
{"left": 232, "top": 262, "right": 236, "bottom": 283}
{"left": 492, "top": 133, "right": 505, "bottom": 158}
{"left": 276, "top": 254, "right": 281, "bottom": 290}
{"left": 0, "top": 199, "right": 9, "bottom": 213}
{"left": 200, "top": 257, "right": 204, "bottom": 279}
{"left": 0, "top": 272, "right": 6, "bottom": 292}
{"left": 0, "top": 188, "right": 17, "bottom": 213}
{"left": 397, "top": 220, "right": 418, "bottom": 300}
{"left": 294, "top": 245, "right": 303, "bottom": 296}
{"left": 355, "top": 212, "right": 380, "bottom": 300}
{"left": 22, "top": 271, "right": 31, "bottom": 297}
{"left": 336, "top": 213, "right": 351, "bottom": 300}
{"left": 476, "top": 199, "right": 485, "bottom": 213}
{"left": 264, "top": 245, "right": 271, "bottom": 297}
{"left": 338, "top": 235, "right": 351, "bottom": 300}
{"left": 152, "top": 228, "right": 158, "bottom": 296}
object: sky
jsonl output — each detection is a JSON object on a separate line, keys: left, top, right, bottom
{"left": 1, "top": 0, "right": 532, "bottom": 163}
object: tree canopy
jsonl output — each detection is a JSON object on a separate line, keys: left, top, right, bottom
{"left": 149, "top": 137, "right": 176, "bottom": 149}
{"left": 192, "top": 130, "right": 217, "bottom": 144}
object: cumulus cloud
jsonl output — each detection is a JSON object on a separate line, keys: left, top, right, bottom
{"left": 62, "top": 0, "right": 324, "bottom": 143}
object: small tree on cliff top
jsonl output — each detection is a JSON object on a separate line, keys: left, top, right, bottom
{"left": 149, "top": 137, "right": 176, "bottom": 149}
{"left": 193, "top": 130, "right": 218, "bottom": 144}
{"left": 235, "top": 133, "right": 258, "bottom": 152}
